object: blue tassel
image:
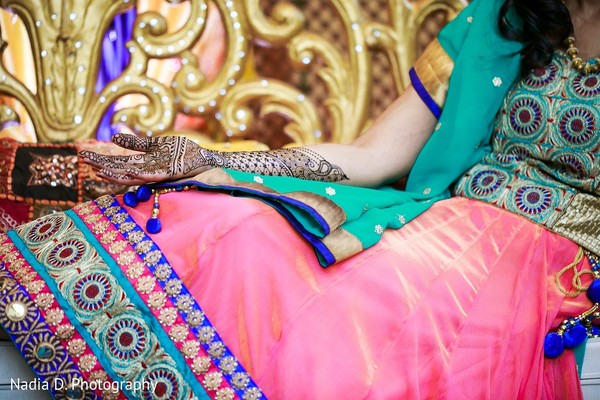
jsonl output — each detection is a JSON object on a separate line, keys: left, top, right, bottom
{"left": 544, "top": 332, "right": 564, "bottom": 358}
{"left": 123, "top": 191, "right": 139, "bottom": 207}
{"left": 587, "top": 279, "right": 600, "bottom": 303}
{"left": 146, "top": 217, "right": 162, "bottom": 234}
{"left": 136, "top": 185, "right": 152, "bottom": 202}
{"left": 563, "top": 322, "right": 587, "bottom": 348}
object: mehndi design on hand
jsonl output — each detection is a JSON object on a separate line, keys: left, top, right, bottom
{"left": 80, "top": 134, "right": 208, "bottom": 184}
{"left": 202, "top": 147, "right": 348, "bottom": 182}
{"left": 80, "top": 133, "right": 348, "bottom": 184}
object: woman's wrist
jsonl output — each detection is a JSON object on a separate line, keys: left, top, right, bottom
{"left": 199, "top": 147, "right": 348, "bottom": 182}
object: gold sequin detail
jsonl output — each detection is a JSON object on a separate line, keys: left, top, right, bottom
{"left": 92, "top": 221, "right": 110, "bottom": 235}
{"left": 68, "top": 339, "right": 86, "bottom": 357}
{"left": 20, "top": 271, "right": 37, "bottom": 284}
{"left": 73, "top": 202, "right": 95, "bottom": 215}
{"left": 169, "top": 324, "right": 189, "bottom": 342}
{"left": 56, "top": 324, "right": 75, "bottom": 340}
{"left": 144, "top": 250, "right": 162, "bottom": 266}
{"left": 3, "top": 252, "right": 17, "bottom": 264}
{"left": 136, "top": 276, "right": 156, "bottom": 294}
{"left": 7, "top": 258, "right": 24, "bottom": 273}
{"left": 128, "top": 231, "right": 145, "bottom": 244}
{"left": 127, "top": 262, "right": 145, "bottom": 279}
{"left": 203, "top": 371, "right": 223, "bottom": 391}
{"left": 95, "top": 195, "right": 114, "bottom": 208}
{"left": 231, "top": 372, "right": 250, "bottom": 390}
{"left": 192, "top": 357, "right": 212, "bottom": 374}
{"left": 242, "top": 387, "right": 262, "bottom": 400}
{"left": 181, "top": 340, "right": 200, "bottom": 358}
{"left": 0, "top": 243, "right": 15, "bottom": 255}
{"left": 215, "top": 388, "right": 235, "bottom": 400}
{"left": 78, "top": 354, "right": 97, "bottom": 372}
{"left": 103, "top": 206, "right": 120, "bottom": 216}
{"left": 158, "top": 308, "right": 178, "bottom": 326}
{"left": 148, "top": 292, "right": 167, "bottom": 309}
{"left": 84, "top": 214, "right": 102, "bottom": 225}
{"left": 109, "top": 241, "right": 128, "bottom": 254}
{"left": 117, "top": 251, "right": 136, "bottom": 265}
{"left": 35, "top": 293, "right": 54, "bottom": 310}
{"left": 14, "top": 269, "right": 29, "bottom": 281}
{"left": 110, "top": 213, "right": 128, "bottom": 224}
{"left": 176, "top": 294, "right": 194, "bottom": 313}
{"left": 135, "top": 241, "right": 153, "bottom": 254}
{"left": 101, "top": 388, "right": 120, "bottom": 400}
{"left": 187, "top": 310, "right": 205, "bottom": 327}
{"left": 88, "top": 370, "right": 108, "bottom": 383}
{"left": 208, "top": 341, "right": 226, "bottom": 358}
{"left": 100, "top": 231, "right": 118, "bottom": 245}
{"left": 45, "top": 308, "right": 65, "bottom": 326}
{"left": 165, "top": 279, "right": 182, "bottom": 296}
{"left": 219, "top": 356, "right": 238, "bottom": 375}
{"left": 119, "top": 222, "right": 136, "bottom": 233}
{"left": 198, "top": 327, "right": 215, "bottom": 344}
{"left": 154, "top": 264, "right": 172, "bottom": 281}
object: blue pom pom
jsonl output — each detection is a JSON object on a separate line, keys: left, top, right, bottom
{"left": 146, "top": 217, "right": 162, "bottom": 234}
{"left": 544, "top": 332, "right": 564, "bottom": 358}
{"left": 123, "top": 191, "right": 139, "bottom": 207}
{"left": 563, "top": 322, "right": 587, "bottom": 348}
{"left": 136, "top": 185, "right": 152, "bottom": 202}
{"left": 587, "top": 279, "right": 600, "bottom": 303}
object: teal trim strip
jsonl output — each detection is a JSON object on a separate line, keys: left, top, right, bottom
{"left": 65, "top": 210, "right": 210, "bottom": 400}
{"left": 6, "top": 229, "right": 137, "bottom": 400}
{"left": 575, "top": 338, "right": 587, "bottom": 379}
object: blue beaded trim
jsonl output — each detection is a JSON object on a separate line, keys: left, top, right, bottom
{"left": 0, "top": 263, "right": 100, "bottom": 400}
{"left": 99, "top": 195, "right": 265, "bottom": 399}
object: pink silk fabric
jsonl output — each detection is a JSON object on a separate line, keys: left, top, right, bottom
{"left": 126, "top": 191, "right": 590, "bottom": 399}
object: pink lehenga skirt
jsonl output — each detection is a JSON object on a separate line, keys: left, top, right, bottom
{"left": 0, "top": 191, "right": 591, "bottom": 399}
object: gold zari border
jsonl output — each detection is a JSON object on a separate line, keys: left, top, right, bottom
{"left": 551, "top": 193, "right": 600, "bottom": 257}
{"left": 412, "top": 39, "right": 454, "bottom": 110}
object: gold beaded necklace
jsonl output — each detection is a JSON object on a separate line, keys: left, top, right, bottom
{"left": 565, "top": 36, "right": 600, "bottom": 75}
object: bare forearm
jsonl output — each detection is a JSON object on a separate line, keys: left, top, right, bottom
{"left": 201, "top": 86, "right": 437, "bottom": 187}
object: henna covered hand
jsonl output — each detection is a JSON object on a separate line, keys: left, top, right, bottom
{"left": 80, "top": 133, "right": 349, "bottom": 186}
{"left": 79, "top": 133, "right": 211, "bottom": 185}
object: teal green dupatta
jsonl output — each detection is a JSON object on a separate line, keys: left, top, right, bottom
{"left": 155, "top": 0, "right": 524, "bottom": 267}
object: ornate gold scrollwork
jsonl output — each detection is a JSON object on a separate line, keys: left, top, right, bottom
{"left": 244, "top": 0, "right": 305, "bottom": 46}
{"left": 365, "top": 0, "right": 467, "bottom": 91}
{"left": 219, "top": 79, "right": 323, "bottom": 145}
{"left": 218, "top": 0, "right": 372, "bottom": 145}
{"left": 0, "top": 0, "right": 177, "bottom": 142}
{"left": 0, "top": 0, "right": 465, "bottom": 146}
{"left": 168, "top": 1, "right": 248, "bottom": 120}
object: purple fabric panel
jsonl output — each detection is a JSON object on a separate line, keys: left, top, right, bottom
{"left": 96, "top": 8, "right": 136, "bottom": 141}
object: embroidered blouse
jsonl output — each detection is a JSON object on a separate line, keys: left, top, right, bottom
{"left": 454, "top": 52, "right": 600, "bottom": 255}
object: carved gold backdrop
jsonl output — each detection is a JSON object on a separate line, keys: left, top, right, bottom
{"left": 0, "top": 0, "right": 466, "bottom": 149}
